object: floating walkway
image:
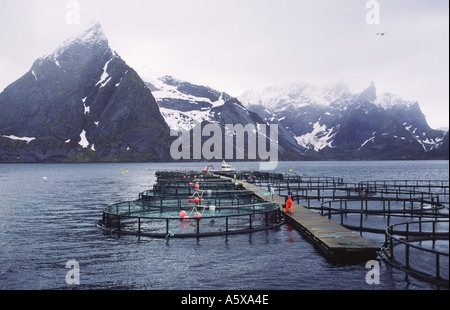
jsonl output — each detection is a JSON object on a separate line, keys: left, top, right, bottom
{"left": 98, "top": 168, "right": 448, "bottom": 282}
{"left": 219, "top": 175, "right": 379, "bottom": 261}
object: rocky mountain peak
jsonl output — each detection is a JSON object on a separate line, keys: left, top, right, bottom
{"left": 31, "top": 22, "right": 111, "bottom": 73}
{"left": 356, "top": 81, "right": 377, "bottom": 103}
{"left": 0, "top": 23, "right": 171, "bottom": 163}
{"left": 56, "top": 22, "right": 108, "bottom": 54}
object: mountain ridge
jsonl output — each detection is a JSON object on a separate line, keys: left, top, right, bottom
{"left": 239, "top": 81, "right": 448, "bottom": 160}
{"left": 0, "top": 23, "right": 447, "bottom": 162}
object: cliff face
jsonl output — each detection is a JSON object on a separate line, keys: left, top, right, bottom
{"left": 0, "top": 23, "right": 172, "bottom": 162}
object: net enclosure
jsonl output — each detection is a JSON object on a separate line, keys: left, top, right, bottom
{"left": 98, "top": 170, "right": 284, "bottom": 238}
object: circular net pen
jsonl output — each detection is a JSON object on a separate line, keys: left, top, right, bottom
{"left": 98, "top": 199, "right": 283, "bottom": 238}
{"left": 313, "top": 188, "right": 448, "bottom": 234}
{"left": 382, "top": 219, "right": 449, "bottom": 287}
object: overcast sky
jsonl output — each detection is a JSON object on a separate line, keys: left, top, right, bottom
{"left": 0, "top": 0, "right": 448, "bottom": 129}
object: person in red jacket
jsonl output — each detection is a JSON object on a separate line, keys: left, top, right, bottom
{"left": 285, "top": 192, "right": 293, "bottom": 213}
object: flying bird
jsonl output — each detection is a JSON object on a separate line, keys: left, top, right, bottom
{"left": 375, "top": 32, "right": 389, "bottom": 36}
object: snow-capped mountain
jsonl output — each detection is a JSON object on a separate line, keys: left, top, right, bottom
{"left": 240, "top": 81, "right": 448, "bottom": 159}
{"left": 145, "top": 75, "right": 306, "bottom": 161}
{"left": 0, "top": 23, "right": 171, "bottom": 162}
{"left": 145, "top": 75, "right": 234, "bottom": 132}
{"left": 1, "top": 22, "right": 446, "bottom": 162}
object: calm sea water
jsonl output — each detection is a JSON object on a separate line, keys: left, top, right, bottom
{"left": 0, "top": 161, "right": 448, "bottom": 290}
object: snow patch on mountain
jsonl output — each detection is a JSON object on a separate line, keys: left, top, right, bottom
{"left": 79, "top": 130, "right": 89, "bottom": 148}
{"left": 403, "top": 121, "right": 446, "bottom": 151}
{"left": 95, "top": 57, "right": 114, "bottom": 88}
{"left": 159, "top": 107, "right": 212, "bottom": 132}
{"left": 294, "top": 121, "right": 336, "bottom": 151}
{"left": 357, "top": 133, "right": 376, "bottom": 152}
{"left": 211, "top": 93, "right": 226, "bottom": 108}
{"left": 2, "top": 135, "right": 36, "bottom": 144}
{"left": 55, "top": 59, "right": 62, "bottom": 69}
{"left": 152, "top": 82, "right": 214, "bottom": 106}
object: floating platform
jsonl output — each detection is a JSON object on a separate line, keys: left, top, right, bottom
{"left": 221, "top": 175, "right": 380, "bottom": 261}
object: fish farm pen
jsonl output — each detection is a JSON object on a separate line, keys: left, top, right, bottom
{"left": 98, "top": 171, "right": 284, "bottom": 238}
{"left": 98, "top": 169, "right": 449, "bottom": 288}
{"left": 219, "top": 170, "right": 449, "bottom": 287}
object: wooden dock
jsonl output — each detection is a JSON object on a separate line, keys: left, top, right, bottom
{"left": 221, "top": 176, "right": 379, "bottom": 261}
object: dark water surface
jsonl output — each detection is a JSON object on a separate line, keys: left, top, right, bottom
{"left": 0, "top": 161, "right": 448, "bottom": 290}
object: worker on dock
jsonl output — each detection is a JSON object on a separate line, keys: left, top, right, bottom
{"left": 285, "top": 192, "right": 293, "bottom": 213}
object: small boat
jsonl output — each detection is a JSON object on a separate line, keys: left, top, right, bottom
{"left": 202, "top": 161, "right": 235, "bottom": 173}
{"left": 219, "top": 160, "right": 234, "bottom": 172}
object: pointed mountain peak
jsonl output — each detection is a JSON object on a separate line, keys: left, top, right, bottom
{"left": 50, "top": 22, "right": 109, "bottom": 58}
{"left": 357, "top": 81, "right": 377, "bottom": 102}
{"left": 76, "top": 22, "right": 107, "bottom": 45}
{"left": 32, "top": 22, "right": 111, "bottom": 71}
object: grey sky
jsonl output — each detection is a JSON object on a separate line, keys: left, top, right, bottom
{"left": 0, "top": 0, "right": 448, "bottom": 128}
